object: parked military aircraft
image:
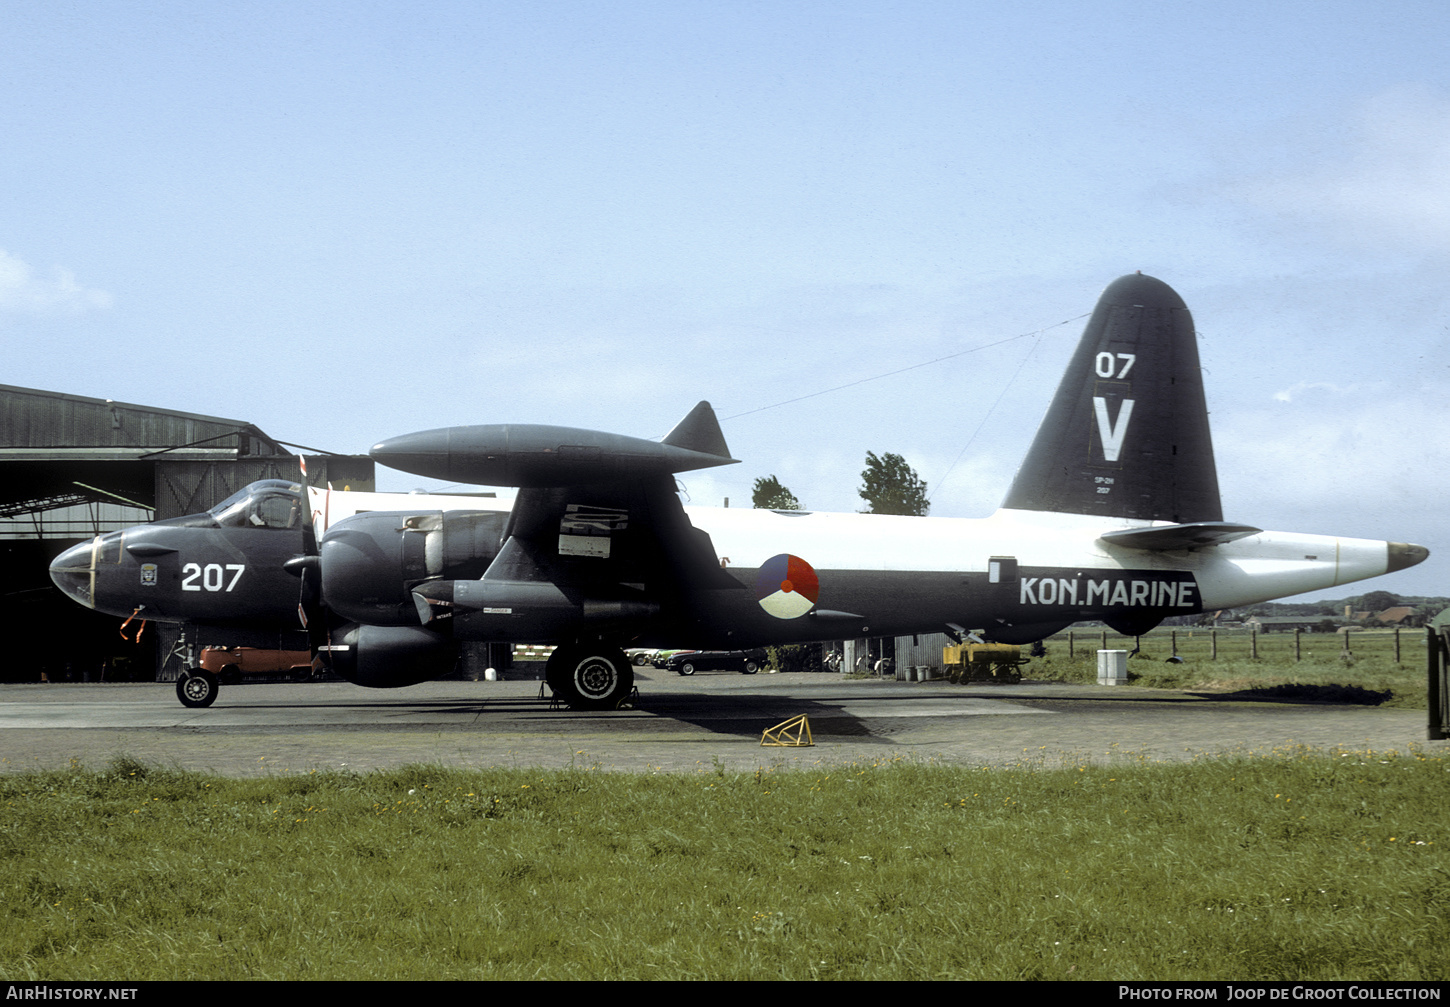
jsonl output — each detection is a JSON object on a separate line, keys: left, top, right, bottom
{"left": 51, "top": 274, "right": 1428, "bottom": 711}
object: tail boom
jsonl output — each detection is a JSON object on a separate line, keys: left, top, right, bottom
{"left": 1190, "top": 532, "right": 1421, "bottom": 610}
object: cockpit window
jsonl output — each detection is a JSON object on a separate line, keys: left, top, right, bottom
{"left": 254, "top": 493, "right": 301, "bottom": 529}
{"left": 97, "top": 531, "right": 123, "bottom": 565}
{"left": 211, "top": 483, "right": 306, "bottom": 530}
{"left": 208, "top": 487, "right": 252, "bottom": 517}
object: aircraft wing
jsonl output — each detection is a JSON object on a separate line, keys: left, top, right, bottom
{"left": 392, "top": 403, "right": 745, "bottom": 639}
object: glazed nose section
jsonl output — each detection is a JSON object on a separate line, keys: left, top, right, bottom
{"left": 50, "top": 538, "right": 96, "bottom": 608}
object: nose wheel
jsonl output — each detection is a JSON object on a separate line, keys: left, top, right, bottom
{"left": 176, "top": 669, "right": 219, "bottom": 708}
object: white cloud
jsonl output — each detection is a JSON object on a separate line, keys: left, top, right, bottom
{"left": 1271, "top": 380, "right": 1371, "bottom": 403}
{"left": 0, "top": 249, "right": 112, "bottom": 315}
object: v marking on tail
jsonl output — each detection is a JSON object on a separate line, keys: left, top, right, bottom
{"left": 1092, "top": 396, "right": 1134, "bottom": 463}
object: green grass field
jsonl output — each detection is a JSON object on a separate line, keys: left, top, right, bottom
{"left": 1029, "top": 627, "right": 1431, "bottom": 708}
{"left": 2, "top": 749, "right": 1446, "bottom": 980}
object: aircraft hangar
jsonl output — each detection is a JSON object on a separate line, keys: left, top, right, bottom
{"left": 0, "top": 384, "right": 372, "bottom": 683}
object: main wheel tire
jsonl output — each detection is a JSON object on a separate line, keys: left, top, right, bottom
{"left": 176, "top": 670, "right": 219, "bottom": 708}
{"left": 743, "top": 660, "right": 759, "bottom": 674}
{"left": 680, "top": 662, "right": 696, "bottom": 676}
{"left": 547, "top": 647, "right": 634, "bottom": 710}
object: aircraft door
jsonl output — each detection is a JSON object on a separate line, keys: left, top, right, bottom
{"left": 987, "top": 556, "right": 1018, "bottom": 618}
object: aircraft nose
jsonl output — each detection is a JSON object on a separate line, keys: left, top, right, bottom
{"left": 1387, "top": 542, "right": 1430, "bottom": 573}
{"left": 49, "top": 539, "right": 96, "bottom": 608}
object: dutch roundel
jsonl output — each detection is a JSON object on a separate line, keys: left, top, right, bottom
{"left": 754, "top": 554, "right": 819, "bottom": 619}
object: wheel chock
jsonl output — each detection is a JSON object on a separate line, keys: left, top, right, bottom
{"left": 760, "top": 715, "right": 813, "bottom": 747}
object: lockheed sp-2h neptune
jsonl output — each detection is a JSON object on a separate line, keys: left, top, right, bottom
{"left": 51, "top": 274, "right": 1428, "bottom": 709}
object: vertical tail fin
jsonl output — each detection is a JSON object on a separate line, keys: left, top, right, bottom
{"left": 1001, "top": 273, "right": 1223, "bottom": 523}
{"left": 661, "top": 401, "right": 733, "bottom": 459}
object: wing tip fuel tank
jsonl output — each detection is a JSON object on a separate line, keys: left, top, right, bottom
{"left": 371, "top": 401, "right": 739, "bottom": 487}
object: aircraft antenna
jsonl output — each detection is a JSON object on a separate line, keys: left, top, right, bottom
{"left": 717, "top": 313, "right": 1087, "bottom": 423}
{"left": 926, "top": 331, "right": 1044, "bottom": 505}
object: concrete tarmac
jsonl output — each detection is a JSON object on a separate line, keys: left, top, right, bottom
{"left": 0, "top": 669, "right": 1439, "bottom": 776}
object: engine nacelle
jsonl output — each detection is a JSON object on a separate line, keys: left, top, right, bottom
{"left": 319, "top": 510, "right": 507, "bottom": 625}
{"left": 320, "top": 624, "right": 458, "bottom": 688}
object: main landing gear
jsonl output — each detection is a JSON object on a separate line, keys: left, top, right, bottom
{"left": 545, "top": 645, "right": 635, "bottom": 710}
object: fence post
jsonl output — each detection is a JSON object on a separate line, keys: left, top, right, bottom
{"left": 1251, "top": 629, "right": 1258, "bottom": 659}
{"left": 1395, "top": 627, "right": 1401, "bottom": 664}
{"left": 1295, "top": 628, "right": 1301, "bottom": 661}
{"left": 1211, "top": 629, "right": 1217, "bottom": 660}
{"left": 1068, "top": 630, "right": 1074, "bottom": 658}
{"left": 1428, "top": 627, "right": 1446, "bottom": 742}
{"left": 1101, "top": 629, "right": 1107, "bottom": 651}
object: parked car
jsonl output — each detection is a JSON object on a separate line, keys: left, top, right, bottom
{"left": 662, "top": 649, "right": 767, "bottom": 676}
{"left": 199, "top": 647, "right": 319, "bottom": 684}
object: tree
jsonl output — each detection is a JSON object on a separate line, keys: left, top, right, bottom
{"left": 751, "top": 475, "right": 800, "bottom": 510}
{"left": 1356, "top": 590, "right": 1401, "bottom": 613}
{"left": 858, "top": 451, "right": 929, "bottom": 516}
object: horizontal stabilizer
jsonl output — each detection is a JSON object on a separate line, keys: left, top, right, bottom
{"left": 1099, "top": 522, "right": 1262, "bottom": 551}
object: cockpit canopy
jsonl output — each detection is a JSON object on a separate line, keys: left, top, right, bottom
{"left": 208, "top": 480, "right": 309, "bottom": 530}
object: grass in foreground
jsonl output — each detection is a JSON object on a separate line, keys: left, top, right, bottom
{"left": 1, "top": 750, "right": 1446, "bottom": 980}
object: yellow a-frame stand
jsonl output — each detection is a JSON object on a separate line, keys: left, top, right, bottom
{"left": 760, "top": 715, "right": 813, "bottom": 747}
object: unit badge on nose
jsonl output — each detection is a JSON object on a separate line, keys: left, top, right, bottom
{"left": 754, "top": 554, "right": 819, "bottom": 619}
{"left": 140, "top": 564, "right": 158, "bottom": 587}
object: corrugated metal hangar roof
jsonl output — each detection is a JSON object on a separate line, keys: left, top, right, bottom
{"left": 0, "top": 382, "right": 287, "bottom": 463}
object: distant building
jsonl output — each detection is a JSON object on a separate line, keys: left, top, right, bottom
{"left": 1245, "top": 616, "right": 1330, "bottom": 633}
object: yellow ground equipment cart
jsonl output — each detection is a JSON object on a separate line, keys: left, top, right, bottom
{"left": 942, "top": 643, "right": 1026, "bottom": 683}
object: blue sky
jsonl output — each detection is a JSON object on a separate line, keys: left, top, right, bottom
{"left": 4, "top": 1, "right": 1448, "bottom": 599}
